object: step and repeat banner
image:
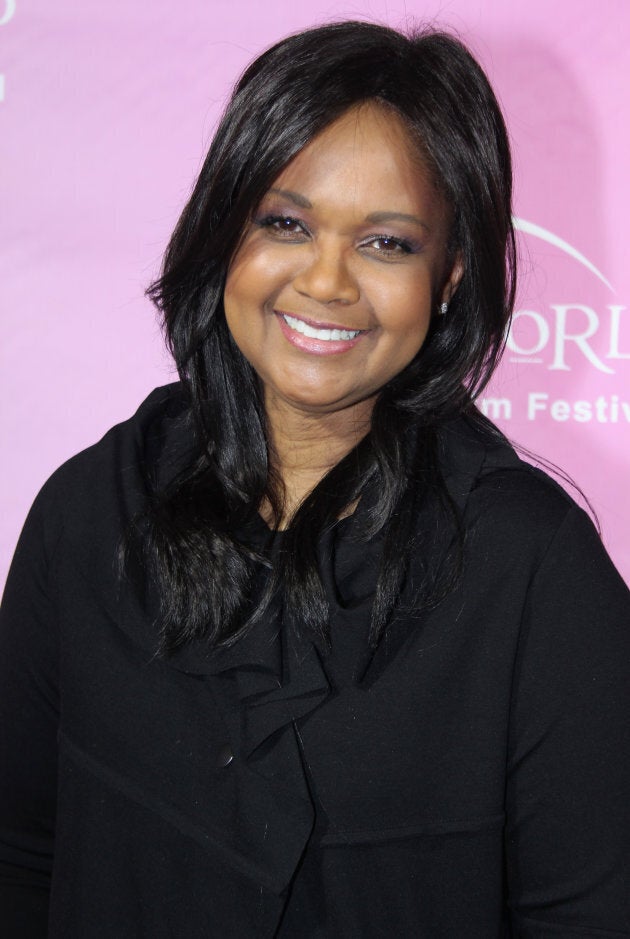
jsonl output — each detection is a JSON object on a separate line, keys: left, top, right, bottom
{"left": 1, "top": 0, "right": 629, "bottom": 585}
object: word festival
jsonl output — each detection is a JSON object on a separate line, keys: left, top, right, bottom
{"left": 479, "top": 392, "right": 630, "bottom": 424}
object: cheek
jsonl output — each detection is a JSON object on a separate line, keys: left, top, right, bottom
{"left": 222, "top": 254, "right": 281, "bottom": 363}
{"left": 224, "top": 266, "right": 255, "bottom": 313}
{"left": 225, "top": 242, "right": 292, "bottom": 302}
{"left": 222, "top": 279, "right": 252, "bottom": 356}
{"left": 223, "top": 260, "right": 266, "bottom": 336}
{"left": 369, "top": 277, "right": 434, "bottom": 337}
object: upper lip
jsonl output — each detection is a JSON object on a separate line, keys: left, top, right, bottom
{"left": 274, "top": 309, "right": 367, "bottom": 332}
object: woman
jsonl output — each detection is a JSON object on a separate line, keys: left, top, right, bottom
{"left": 1, "top": 20, "right": 629, "bottom": 938}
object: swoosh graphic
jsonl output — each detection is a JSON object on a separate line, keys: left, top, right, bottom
{"left": 513, "top": 216, "right": 613, "bottom": 292}
{"left": 0, "top": 1, "right": 16, "bottom": 27}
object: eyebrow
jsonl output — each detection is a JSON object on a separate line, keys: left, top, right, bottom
{"left": 365, "top": 211, "right": 430, "bottom": 233}
{"left": 267, "top": 188, "right": 312, "bottom": 208}
{"left": 266, "top": 189, "right": 431, "bottom": 233}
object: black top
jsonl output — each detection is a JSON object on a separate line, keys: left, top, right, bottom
{"left": 1, "top": 384, "right": 630, "bottom": 937}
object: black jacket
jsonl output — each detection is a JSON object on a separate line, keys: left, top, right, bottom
{"left": 1, "top": 385, "right": 629, "bottom": 937}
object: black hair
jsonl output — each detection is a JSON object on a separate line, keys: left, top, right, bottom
{"left": 143, "top": 20, "right": 516, "bottom": 652}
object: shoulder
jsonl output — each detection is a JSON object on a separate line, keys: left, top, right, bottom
{"left": 37, "top": 384, "right": 190, "bottom": 508}
{"left": 24, "top": 383, "right": 193, "bottom": 555}
{"left": 439, "top": 413, "right": 598, "bottom": 571}
{"left": 434, "top": 415, "right": 629, "bottom": 645}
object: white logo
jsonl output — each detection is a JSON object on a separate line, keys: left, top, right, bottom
{"left": 507, "top": 218, "right": 626, "bottom": 373}
{"left": 513, "top": 217, "right": 613, "bottom": 292}
{"left": 0, "top": 1, "right": 16, "bottom": 27}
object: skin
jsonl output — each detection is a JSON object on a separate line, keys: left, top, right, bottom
{"left": 223, "top": 102, "right": 463, "bottom": 522}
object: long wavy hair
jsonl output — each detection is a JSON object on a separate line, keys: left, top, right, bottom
{"left": 142, "top": 20, "right": 516, "bottom": 652}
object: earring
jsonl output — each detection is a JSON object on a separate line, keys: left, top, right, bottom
{"left": 439, "top": 301, "right": 448, "bottom": 316}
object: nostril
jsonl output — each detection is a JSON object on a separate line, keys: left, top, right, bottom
{"left": 293, "top": 256, "right": 360, "bottom": 305}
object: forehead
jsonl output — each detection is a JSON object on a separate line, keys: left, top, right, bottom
{"left": 267, "top": 102, "right": 445, "bottom": 225}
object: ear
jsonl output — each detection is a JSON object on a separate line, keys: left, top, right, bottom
{"left": 441, "top": 252, "right": 465, "bottom": 305}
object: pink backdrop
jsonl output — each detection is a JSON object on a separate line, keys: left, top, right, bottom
{"left": 2, "top": 0, "right": 629, "bottom": 586}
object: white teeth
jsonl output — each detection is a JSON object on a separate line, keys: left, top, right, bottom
{"left": 282, "top": 313, "right": 360, "bottom": 341}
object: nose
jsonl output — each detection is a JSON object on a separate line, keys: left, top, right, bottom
{"left": 292, "top": 244, "right": 360, "bottom": 305}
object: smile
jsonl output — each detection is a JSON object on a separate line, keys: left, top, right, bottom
{"left": 281, "top": 312, "right": 361, "bottom": 342}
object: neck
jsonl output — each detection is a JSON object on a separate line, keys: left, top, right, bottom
{"left": 261, "top": 394, "right": 373, "bottom": 526}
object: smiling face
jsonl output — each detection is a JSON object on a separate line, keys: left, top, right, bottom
{"left": 223, "top": 102, "right": 463, "bottom": 427}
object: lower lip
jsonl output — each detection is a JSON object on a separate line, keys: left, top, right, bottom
{"left": 275, "top": 313, "right": 366, "bottom": 355}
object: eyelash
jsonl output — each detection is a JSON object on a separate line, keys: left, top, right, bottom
{"left": 256, "top": 214, "right": 308, "bottom": 237}
{"left": 255, "top": 214, "right": 417, "bottom": 257}
{"left": 365, "top": 235, "right": 414, "bottom": 256}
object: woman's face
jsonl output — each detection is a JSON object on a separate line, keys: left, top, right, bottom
{"left": 223, "top": 102, "right": 462, "bottom": 423}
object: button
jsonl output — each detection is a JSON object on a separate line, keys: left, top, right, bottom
{"left": 216, "top": 743, "right": 233, "bottom": 767}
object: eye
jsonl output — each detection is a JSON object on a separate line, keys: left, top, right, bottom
{"left": 362, "top": 235, "right": 416, "bottom": 258}
{"left": 256, "top": 214, "right": 309, "bottom": 239}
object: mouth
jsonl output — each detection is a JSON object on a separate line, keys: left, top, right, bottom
{"left": 277, "top": 311, "right": 363, "bottom": 342}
